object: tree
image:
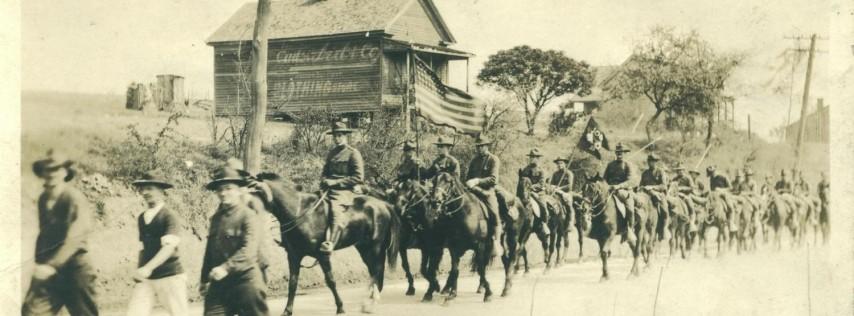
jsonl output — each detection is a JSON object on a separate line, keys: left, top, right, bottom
{"left": 604, "top": 26, "right": 741, "bottom": 144}
{"left": 242, "top": 0, "right": 272, "bottom": 173}
{"left": 477, "top": 46, "right": 593, "bottom": 135}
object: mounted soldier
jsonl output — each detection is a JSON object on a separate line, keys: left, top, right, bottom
{"left": 550, "top": 156, "right": 574, "bottom": 193}
{"left": 639, "top": 153, "right": 670, "bottom": 239}
{"left": 775, "top": 169, "right": 799, "bottom": 211}
{"left": 319, "top": 121, "right": 365, "bottom": 254}
{"left": 464, "top": 134, "right": 508, "bottom": 256}
{"left": 739, "top": 168, "right": 759, "bottom": 196}
{"left": 603, "top": 143, "right": 637, "bottom": 242}
{"left": 396, "top": 140, "right": 426, "bottom": 184}
{"left": 671, "top": 163, "right": 698, "bottom": 232}
{"left": 423, "top": 137, "right": 461, "bottom": 180}
{"left": 706, "top": 166, "right": 738, "bottom": 230}
{"left": 517, "top": 148, "right": 550, "bottom": 235}
{"left": 795, "top": 170, "right": 810, "bottom": 196}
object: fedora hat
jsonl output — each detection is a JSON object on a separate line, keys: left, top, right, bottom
{"left": 132, "top": 169, "right": 174, "bottom": 189}
{"left": 325, "top": 121, "right": 353, "bottom": 135}
{"left": 615, "top": 143, "right": 630, "bottom": 153}
{"left": 403, "top": 140, "right": 417, "bottom": 151}
{"left": 526, "top": 148, "right": 543, "bottom": 157}
{"left": 32, "top": 149, "right": 76, "bottom": 182}
{"left": 226, "top": 157, "right": 252, "bottom": 177}
{"left": 473, "top": 134, "right": 493, "bottom": 146}
{"left": 206, "top": 166, "right": 248, "bottom": 190}
{"left": 553, "top": 156, "right": 570, "bottom": 163}
{"left": 672, "top": 162, "right": 686, "bottom": 171}
{"left": 433, "top": 137, "right": 454, "bottom": 147}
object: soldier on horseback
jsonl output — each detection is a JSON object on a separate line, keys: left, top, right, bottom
{"left": 550, "top": 156, "right": 574, "bottom": 193}
{"left": 319, "top": 121, "right": 365, "bottom": 254}
{"left": 603, "top": 143, "right": 637, "bottom": 242}
{"left": 639, "top": 153, "right": 670, "bottom": 239}
{"left": 396, "top": 140, "right": 426, "bottom": 183}
{"left": 738, "top": 168, "right": 759, "bottom": 195}
{"left": 671, "top": 163, "right": 698, "bottom": 232}
{"left": 706, "top": 166, "right": 738, "bottom": 230}
{"left": 465, "top": 134, "right": 507, "bottom": 256}
{"left": 517, "top": 148, "right": 550, "bottom": 235}
{"left": 423, "top": 137, "right": 461, "bottom": 180}
{"left": 775, "top": 169, "right": 800, "bottom": 212}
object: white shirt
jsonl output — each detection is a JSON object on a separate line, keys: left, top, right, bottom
{"left": 142, "top": 202, "right": 165, "bottom": 225}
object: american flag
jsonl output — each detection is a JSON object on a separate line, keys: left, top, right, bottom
{"left": 414, "top": 57, "right": 484, "bottom": 135}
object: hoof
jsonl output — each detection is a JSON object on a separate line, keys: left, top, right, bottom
{"left": 336, "top": 308, "right": 347, "bottom": 315}
{"left": 361, "top": 302, "right": 375, "bottom": 314}
{"left": 483, "top": 294, "right": 493, "bottom": 302}
{"left": 600, "top": 275, "right": 609, "bottom": 282}
{"left": 441, "top": 287, "right": 451, "bottom": 295}
{"left": 421, "top": 295, "right": 433, "bottom": 303}
{"left": 405, "top": 287, "right": 416, "bottom": 296}
{"left": 501, "top": 287, "right": 511, "bottom": 297}
{"left": 281, "top": 310, "right": 293, "bottom": 316}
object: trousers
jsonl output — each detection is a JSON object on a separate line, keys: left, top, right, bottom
{"left": 203, "top": 268, "right": 269, "bottom": 316}
{"left": 23, "top": 252, "right": 98, "bottom": 316}
{"left": 126, "top": 274, "right": 188, "bottom": 316}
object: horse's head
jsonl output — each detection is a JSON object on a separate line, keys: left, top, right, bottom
{"left": 430, "top": 172, "right": 459, "bottom": 209}
{"left": 581, "top": 172, "right": 608, "bottom": 208}
{"left": 516, "top": 177, "right": 533, "bottom": 201}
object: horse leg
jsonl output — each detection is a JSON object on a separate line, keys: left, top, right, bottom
{"left": 545, "top": 229, "right": 557, "bottom": 273}
{"left": 400, "top": 249, "right": 416, "bottom": 296}
{"left": 514, "top": 247, "right": 524, "bottom": 275}
{"left": 577, "top": 225, "right": 585, "bottom": 262}
{"left": 442, "top": 250, "right": 462, "bottom": 305}
{"left": 317, "top": 255, "right": 346, "bottom": 315}
{"left": 283, "top": 254, "right": 303, "bottom": 316}
{"left": 421, "top": 247, "right": 442, "bottom": 302}
{"left": 598, "top": 238, "right": 611, "bottom": 281}
{"left": 358, "top": 243, "right": 386, "bottom": 314}
{"left": 501, "top": 229, "right": 518, "bottom": 297}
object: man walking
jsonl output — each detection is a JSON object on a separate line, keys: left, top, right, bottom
{"left": 127, "top": 170, "right": 188, "bottom": 316}
{"left": 23, "top": 149, "right": 99, "bottom": 316}
{"left": 201, "top": 167, "right": 269, "bottom": 315}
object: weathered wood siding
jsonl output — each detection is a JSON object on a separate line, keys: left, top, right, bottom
{"left": 214, "top": 36, "right": 382, "bottom": 116}
{"left": 387, "top": 0, "right": 444, "bottom": 46}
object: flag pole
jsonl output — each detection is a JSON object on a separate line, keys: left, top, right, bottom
{"left": 693, "top": 142, "right": 713, "bottom": 170}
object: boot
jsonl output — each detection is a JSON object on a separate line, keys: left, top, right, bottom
{"left": 320, "top": 225, "right": 342, "bottom": 254}
{"left": 660, "top": 204, "right": 672, "bottom": 240}
{"left": 491, "top": 219, "right": 504, "bottom": 257}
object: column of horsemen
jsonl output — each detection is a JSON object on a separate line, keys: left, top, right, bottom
{"left": 24, "top": 120, "right": 830, "bottom": 315}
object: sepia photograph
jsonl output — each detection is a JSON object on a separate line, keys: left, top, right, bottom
{"left": 4, "top": 0, "right": 853, "bottom": 315}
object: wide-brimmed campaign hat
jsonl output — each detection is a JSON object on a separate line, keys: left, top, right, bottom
{"left": 226, "top": 157, "right": 252, "bottom": 177}
{"left": 132, "top": 169, "right": 174, "bottom": 189}
{"left": 744, "top": 168, "right": 755, "bottom": 176}
{"left": 615, "top": 143, "right": 630, "bottom": 153}
{"left": 473, "top": 134, "right": 493, "bottom": 146}
{"left": 433, "top": 137, "right": 454, "bottom": 147}
{"left": 403, "top": 140, "right": 417, "bottom": 151}
{"left": 706, "top": 166, "right": 717, "bottom": 173}
{"left": 689, "top": 170, "right": 701, "bottom": 175}
{"left": 32, "top": 149, "right": 76, "bottom": 182}
{"left": 553, "top": 156, "right": 570, "bottom": 163}
{"left": 206, "top": 166, "right": 248, "bottom": 190}
{"left": 526, "top": 148, "right": 543, "bottom": 157}
{"left": 325, "top": 121, "right": 354, "bottom": 135}
{"left": 672, "top": 163, "right": 686, "bottom": 171}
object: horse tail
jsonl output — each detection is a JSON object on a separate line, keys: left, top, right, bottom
{"left": 385, "top": 202, "right": 401, "bottom": 271}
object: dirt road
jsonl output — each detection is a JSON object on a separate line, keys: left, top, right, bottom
{"left": 105, "top": 244, "right": 849, "bottom": 316}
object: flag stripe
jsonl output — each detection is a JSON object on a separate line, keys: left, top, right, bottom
{"left": 413, "top": 57, "right": 484, "bottom": 135}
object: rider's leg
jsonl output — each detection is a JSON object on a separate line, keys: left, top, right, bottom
{"left": 486, "top": 191, "right": 503, "bottom": 256}
{"left": 321, "top": 194, "right": 345, "bottom": 254}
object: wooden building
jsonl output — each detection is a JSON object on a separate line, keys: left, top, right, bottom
{"left": 784, "top": 98, "right": 829, "bottom": 144}
{"left": 562, "top": 66, "right": 619, "bottom": 114}
{"left": 206, "top": 0, "right": 473, "bottom": 118}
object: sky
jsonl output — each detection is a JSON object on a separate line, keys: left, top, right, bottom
{"left": 22, "top": 0, "right": 840, "bottom": 137}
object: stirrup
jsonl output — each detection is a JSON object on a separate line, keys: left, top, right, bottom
{"left": 320, "top": 241, "right": 335, "bottom": 254}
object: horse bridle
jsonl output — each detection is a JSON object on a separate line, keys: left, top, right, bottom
{"left": 581, "top": 182, "right": 612, "bottom": 218}
{"left": 432, "top": 174, "right": 466, "bottom": 217}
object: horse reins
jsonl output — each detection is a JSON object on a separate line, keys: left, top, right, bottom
{"left": 279, "top": 190, "right": 329, "bottom": 233}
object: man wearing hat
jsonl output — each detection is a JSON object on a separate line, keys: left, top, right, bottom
{"left": 775, "top": 170, "right": 800, "bottom": 212}
{"left": 319, "top": 121, "right": 365, "bottom": 254}
{"left": 517, "top": 148, "right": 550, "bottom": 235}
{"left": 127, "top": 170, "right": 188, "bottom": 316}
{"left": 465, "top": 134, "right": 505, "bottom": 256}
{"left": 639, "top": 153, "right": 670, "bottom": 239}
{"left": 795, "top": 170, "right": 810, "bottom": 196}
{"left": 396, "top": 140, "right": 426, "bottom": 183}
{"left": 225, "top": 158, "right": 273, "bottom": 284}
{"left": 739, "top": 168, "right": 759, "bottom": 196}
{"left": 671, "top": 163, "right": 697, "bottom": 232}
{"left": 549, "top": 156, "right": 574, "bottom": 193}
{"left": 603, "top": 143, "right": 637, "bottom": 242}
{"left": 201, "top": 167, "right": 269, "bottom": 315}
{"left": 423, "top": 137, "right": 461, "bottom": 180}
{"left": 23, "top": 150, "right": 99, "bottom": 316}
{"left": 706, "top": 166, "right": 739, "bottom": 229}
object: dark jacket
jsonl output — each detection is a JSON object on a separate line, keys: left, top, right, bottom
{"left": 466, "top": 152, "right": 500, "bottom": 190}
{"left": 604, "top": 160, "right": 635, "bottom": 188}
{"left": 397, "top": 156, "right": 426, "bottom": 182}
{"left": 35, "top": 186, "right": 94, "bottom": 268}
{"left": 710, "top": 174, "right": 731, "bottom": 191}
{"left": 424, "top": 154, "right": 461, "bottom": 179}
{"left": 321, "top": 144, "right": 365, "bottom": 190}
{"left": 518, "top": 163, "right": 546, "bottom": 192}
{"left": 550, "top": 168, "right": 574, "bottom": 192}
{"left": 201, "top": 203, "right": 259, "bottom": 283}
{"left": 640, "top": 168, "right": 668, "bottom": 192}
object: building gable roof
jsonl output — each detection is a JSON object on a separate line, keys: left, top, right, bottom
{"left": 207, "top": 0, "right": 455, "bottom": 44}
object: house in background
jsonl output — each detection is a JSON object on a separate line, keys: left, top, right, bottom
{"left": 560, "top": 65, "right": 620, "bottom": 114}
{"left": 784, "top": 98, "right": 829, "bottom": 144}
{"left": 206, "top": 0, "right": 473, "bottom": 120}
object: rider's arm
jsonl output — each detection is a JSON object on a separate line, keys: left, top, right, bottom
{"left": 477, "top": 156, "right": 499, "bottom": 187}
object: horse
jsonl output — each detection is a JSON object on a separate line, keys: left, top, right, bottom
{"left": 251, "top": 173, "right": 400, "bottom": 315}
{"left": 632, "top": 191, "right": 660, "bottom": 273}
{"left": 385, "top": 180, "right": 439, "bottom": 297}
{"left": 818, "top": 194, "right": 830, "bottom": 245}
{"left": 421, "top": 171, "right": 498, "bottom": 303}
{"left": 579, "top": 174, "right": 640, "bottom": 280}
{"left": 765, "top": 193, "right": 790, "bottom": 250}
{"left": 664, "top": 194, "right": 691, "bottom": 259}
{"left": 696, "top": 193, "right": 730, "bottom": 257}
{"left": 514, "top": 178, "right": 568, "bottom": 273}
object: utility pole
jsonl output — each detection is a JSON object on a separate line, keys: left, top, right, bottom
{"left": 243, "top": 0, "right": 272, "bottom": 173}
{"left": 794, "top": 34, "right": 817, "bottom": 171}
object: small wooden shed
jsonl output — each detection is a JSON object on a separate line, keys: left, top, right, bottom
{"left": 206, "top": 0, "right": 473, "bottom": 117}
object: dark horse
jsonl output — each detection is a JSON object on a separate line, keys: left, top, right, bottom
{"left": 514, "top": 178, "right": 569, "bottom": 273}
{"left": 252, "top": 173, "right": 400, "bottom": 315}
{"left": 578, "top": 175, "right": 623, "bottom": 280}
{"left": 385, "top": 180, "right": 441, "bottom": 297}
{"left": 425, "top": 172, "right": 515, "bottom": 303}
